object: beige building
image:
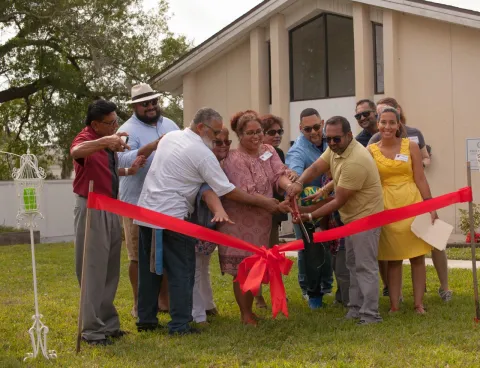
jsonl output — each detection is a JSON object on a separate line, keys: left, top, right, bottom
{"left": 151, "top": 0, "right": 480, "bottom": 232}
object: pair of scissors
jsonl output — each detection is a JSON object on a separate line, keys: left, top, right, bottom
{"left": 290, "top": 197, "right": 311, "bottom": 243}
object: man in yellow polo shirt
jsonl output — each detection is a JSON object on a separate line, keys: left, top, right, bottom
{"left": 287, "top": 116, "right": 384, "bottom": 325}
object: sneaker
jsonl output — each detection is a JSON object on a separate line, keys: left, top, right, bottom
{"left": 137, "top": 324, "right": 164, "bottom": 332}
{"left": 344, "top": 310, "right": 360, "bottom": 320}
{"left": 438, "top": 288, "right": 453, "bottom": 302}
{"left": 81, "top": 337, "right": 114, "bottom": 346}
{"left": 357, "top": 318, "right": 382, "bottom": 326}
{"left": 308, "top": 296, "right": 323, "bottom": 309}
{"left": 168, "top": 327, "right": 201, "bottom": 336}
{"left": 382, "top": 286, "right": 389, "bottom": 296}
{"left": 302, "top": 291, "right": 309, "bottom": 301}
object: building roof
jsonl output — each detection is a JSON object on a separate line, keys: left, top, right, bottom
{"left": 150, "top": 0, "right": 480, "bottom": 92}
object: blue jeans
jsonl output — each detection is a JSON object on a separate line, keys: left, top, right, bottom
{"left": 294, "top": 224, "right": 333, "bottom": 297}
{"left": 137, "top": 226, "right": 196, "bottom": 333}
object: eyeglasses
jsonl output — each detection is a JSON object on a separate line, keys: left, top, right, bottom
{"left": 265, "top": 129, "right": 284, "bottom": 137}
{"left": 203, "top": 124, "right": 222, "bottom": 136}
{"left": 244, "top": 129, "right": 263, "bottom": 136}
{"left": 100, "top": 119, "right": 118, "bottom": 126}
{"left": 325, "top": 135, "right": 345, "bottom": 144}
{"left": 354, "top": 111, "right": 374, "bottom": 120}
{"left": 302, "top": 124, "right": 322, "bottom": 133}
{"left": 140, "top": 99, "right": 159, "bottom": 108}
{"left": 213, "top": 139, "right": 232, "bottom": 147}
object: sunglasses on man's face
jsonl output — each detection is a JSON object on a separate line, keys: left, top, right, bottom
{"left": 354, "top": 111, "right": 374, "bottom": 120}
{"left": 213, "top": 139, "right": 232, "bottom": 147}
{"left": 265, "top": 129, "right": 284, "bottom": 137}
{"left": 302, "top": 124, "right": 322, "bottom": 133}
{"left": 325, "top": 135, "right": 344, "bottom": 144}
{"left": 140, "top": 99, "right": 159, "bottom": 108}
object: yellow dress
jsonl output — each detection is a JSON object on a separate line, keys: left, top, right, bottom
{"left": 370, "top": 138, "right": 431, "bottom": 261}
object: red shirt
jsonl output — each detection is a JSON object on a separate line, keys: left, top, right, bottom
{"left": 71, "top": 126, "right": 119, "bottom": 198}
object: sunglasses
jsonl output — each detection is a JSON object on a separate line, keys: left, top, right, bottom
{"left": 213, "top": 139, "right": 232, "bottom": 147}
{"left": 302, "top": 124, "right": 322, "bottom": 133}
{"left": 265, "top": 129, "right": 284, "bottom": 137}
{"left": 140, "top": 99, "right": 159, "bottom": 108}
{"left": 325, "top": 135, "right": 345, "bottom": 144}
{"left": 354, "top": 111, "right": 375, "bottom": 120}
{"left": 244, "top": 129, "right": 263, "bottom": 136}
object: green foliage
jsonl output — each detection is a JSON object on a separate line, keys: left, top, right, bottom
{"left": 0, "top": 0, "right": 190, "bottom": 178}
{"left": 458, "top": 204, "right": 480, "bottom": 235}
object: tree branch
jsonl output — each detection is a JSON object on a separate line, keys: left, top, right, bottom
{"left": 0, "top": 77, "right": 51, "bottom": 103}
{"left": 15, "top": 97, "right": 31, "bottom": 140}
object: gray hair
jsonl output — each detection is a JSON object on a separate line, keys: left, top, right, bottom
{"left": 377, "top": 107, "right": 400, "bottom": 122}
{"left": 191, "top": 107, "right": 223, "bottom": 127}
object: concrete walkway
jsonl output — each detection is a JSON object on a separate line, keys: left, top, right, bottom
{"left": 284, "top": 251, "right": 479, "bottom": 270}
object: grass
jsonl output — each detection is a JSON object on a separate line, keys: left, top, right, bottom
{"left": 426, "top": 247, "right": 480, "bottom": 261}
{"left": 1, "top": 243, "right": 480, "bottom": 367}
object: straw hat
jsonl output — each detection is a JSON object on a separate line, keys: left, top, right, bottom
{"left": 126, "top": 83, "right": 161, "bottom": 104}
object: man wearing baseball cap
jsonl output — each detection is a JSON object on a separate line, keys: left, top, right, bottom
{"left": 117, "top": 83, "right": 179, "bottom": 320}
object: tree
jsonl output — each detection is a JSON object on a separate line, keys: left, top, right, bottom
{"left": 0, "top": 0, "right": 189, "bottom": 179}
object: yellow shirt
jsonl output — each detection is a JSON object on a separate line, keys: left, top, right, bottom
{"left": 320, "top": 139, "right": 384, "bottom": 223}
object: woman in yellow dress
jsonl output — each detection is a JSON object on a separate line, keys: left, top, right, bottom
{"left": 368, "top": 107, "right": 437, "bottom": 314}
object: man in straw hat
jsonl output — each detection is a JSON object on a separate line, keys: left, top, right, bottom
{"left": 118, "top": 83, "right": 179, "bottom": 320}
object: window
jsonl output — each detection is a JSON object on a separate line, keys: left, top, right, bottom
{"left": 289, "top": 14, "right": 355, "bottom": 101}
{"left": 373, "top": 23, "right": 384, "bottom": 94}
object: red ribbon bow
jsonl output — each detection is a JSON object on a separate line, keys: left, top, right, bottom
{"left": 236, "top": 246, "right": 293, "bottom": 318}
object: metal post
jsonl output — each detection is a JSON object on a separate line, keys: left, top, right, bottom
{"left": 467, "top": 161, "right": 480, "bottom": 320}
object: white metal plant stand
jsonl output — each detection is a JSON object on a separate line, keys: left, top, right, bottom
{"left": 1, "top": 150, "right": 57, "bottom": 360}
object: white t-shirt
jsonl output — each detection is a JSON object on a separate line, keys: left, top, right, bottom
{"left": 136, "top": 128, "right": 235, "bottom": 227}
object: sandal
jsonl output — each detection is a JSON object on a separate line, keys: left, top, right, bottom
{"left": 241, "top": 317, "right": 258, "bottom": 327}
{"left": 414, "top": 305, "right": 426, "bottom": 315}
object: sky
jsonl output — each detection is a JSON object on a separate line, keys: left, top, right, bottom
{"left": 143, "top": 0, "right": 480, "bottom": 46}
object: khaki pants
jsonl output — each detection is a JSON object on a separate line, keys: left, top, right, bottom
{"left": 345, "top": 228, "right": 382, "bottom": 322}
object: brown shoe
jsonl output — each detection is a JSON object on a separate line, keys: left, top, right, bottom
{"left": 206, "top": 308, "right": 218, "bottom": 316}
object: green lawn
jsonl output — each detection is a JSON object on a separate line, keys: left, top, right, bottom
{"left": 1, "top": 242, "right": 480, "bottom": 367}
{"left": 438, "top": 247, "right": 480, "bottom": 261}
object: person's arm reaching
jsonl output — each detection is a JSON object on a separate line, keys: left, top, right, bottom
{"left": 71, "top": 132, "right": 129, "bottom": 160}
{"left": 119, "top": 155, "right": 147, "bottom": 176}
{"left": 202, "top": 189, "right": 234, "bottom": 224}
{"left": 286, "top": 155, "right": 330, "bottom": 198}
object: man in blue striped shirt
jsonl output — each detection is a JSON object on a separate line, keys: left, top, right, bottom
{"left": 117, "top": 83, "right": 180, "bottom": 319}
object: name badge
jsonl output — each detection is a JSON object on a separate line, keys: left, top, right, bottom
{"left": 259, "top": 151, "right": 273, "bottom": 161}
{"left": 408, "top": 136, "right": 419, "bottom": 144}
{"left": 395, "top": 154, "right": 409, "bottom": 162}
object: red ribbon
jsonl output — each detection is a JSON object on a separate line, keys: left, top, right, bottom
{"left": 87, "top": 187, "right": 472, "bottom": 319}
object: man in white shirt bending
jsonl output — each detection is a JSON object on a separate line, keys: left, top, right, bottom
{"left": 136, "top": 107, "right": 285, "bottom": 335}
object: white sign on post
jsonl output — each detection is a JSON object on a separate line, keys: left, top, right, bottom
{"left": 466, "top": 138, "right": 480, "bottom": 171}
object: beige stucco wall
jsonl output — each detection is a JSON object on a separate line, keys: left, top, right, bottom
{"left": 189, "top": 39, "right": 252, "bottom": 147}
{"left": 395, "top": 13, "right": 480, "bottom": 229}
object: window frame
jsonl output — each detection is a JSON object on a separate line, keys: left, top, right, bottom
{"left": 289, "top": 13, "right": 356, "bottom": 102}
{"left": 372, "top": 22, "right": 385, "bottom": 95}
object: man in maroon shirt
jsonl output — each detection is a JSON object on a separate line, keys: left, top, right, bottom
{"left": 70, "top": 99, "right": 131, "bottom": 346}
